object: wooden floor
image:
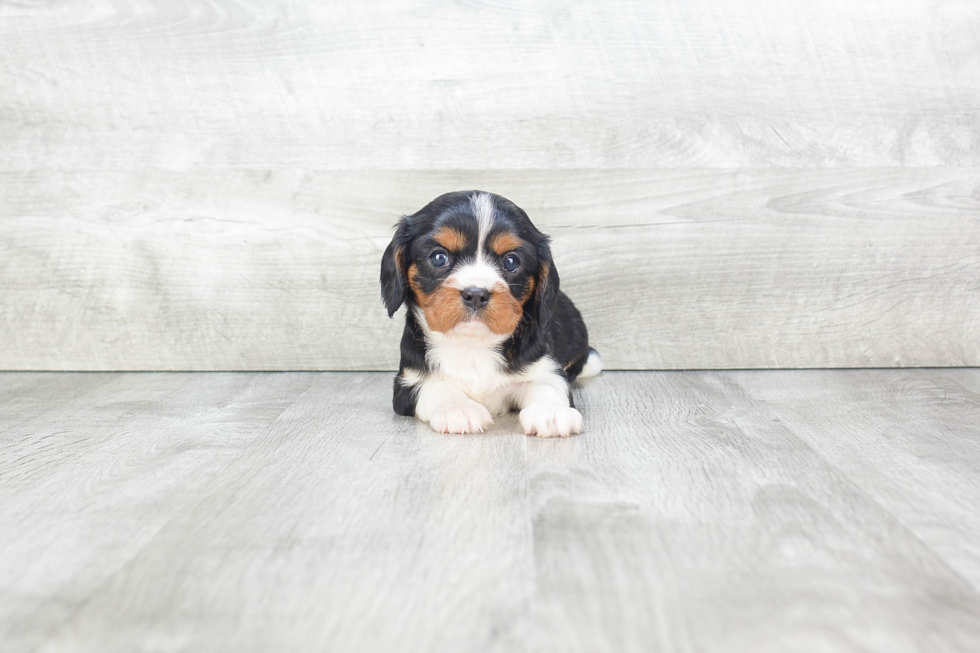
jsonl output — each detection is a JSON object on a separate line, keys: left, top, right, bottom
{"left": 2, "top": 370, "right": 980, "bottom": 652}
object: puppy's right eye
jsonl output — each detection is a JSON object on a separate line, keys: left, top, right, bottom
{"left": 429, "top": 251, "right": 449, "bottom": 268}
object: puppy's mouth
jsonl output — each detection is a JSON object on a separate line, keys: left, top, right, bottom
{"left": 448, "top": 317, "right": 493, "bottom": 337}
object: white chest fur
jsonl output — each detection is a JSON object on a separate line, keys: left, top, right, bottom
{"left": 414, "top": 309, "right": 552, "bottom": 412}
{"left": 424, "top": 326, "right": 511, "bottom": 399}
{"left": 413, "top": 308, "right": 568, "bottom": 416}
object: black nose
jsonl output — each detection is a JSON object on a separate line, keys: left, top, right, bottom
{"left": 460, "top": 286, "right": 491, "bottom": 310}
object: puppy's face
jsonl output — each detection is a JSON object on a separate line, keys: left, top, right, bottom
{"left": 381, "top": 192, "right": 557, "bottom": 337}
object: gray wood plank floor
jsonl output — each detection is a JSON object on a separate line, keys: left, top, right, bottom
{"left": 2, "top": 370, "right": 979, "bottom": 652}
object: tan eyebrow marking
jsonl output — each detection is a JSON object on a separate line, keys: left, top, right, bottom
{"left": 433, "top": 226, "right": 468, "bottom": 252}
{"left": 488, "top": 232, "right": 522, "bottom": 255}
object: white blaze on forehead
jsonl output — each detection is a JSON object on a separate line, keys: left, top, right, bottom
{"left": 447, "top": 192, "right": 505, "bottom": 291}
{"left": 469, "top": 192, "right": 496, "bottom": 261}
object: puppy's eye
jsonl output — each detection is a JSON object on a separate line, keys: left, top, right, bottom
{"left": 429, "top": 251, "right": 450, "bottom": 268}
{"left": 502, "top": 253, "right": 521, "bottom": 273}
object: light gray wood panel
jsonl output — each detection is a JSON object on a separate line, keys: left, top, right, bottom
{"left": 948, "top": 370, "right": 980, "bottom": 397}
{"left": 730, "top": 369, "right": 980, "bottom": 591}
{"left": 2, "top": 169, "right": 978, "bottom": 370}
{"left": 0, "top": 372, "right": 123, "bottom": 432}
{"left": 0, "top": 372, "right": 317, "bottom": 653}
{"left": 10, "top": 373, "right": 535, "bottom": 653}
{"left": 3, "top": 371, "right": 980, "bottom": 652}
{"left": 508, "top": 372, "right": 980, "bottom": 652}
{"left": 1, "top": 0, "right": 978, "bottom": 169}
{"left": 0, "top": 373, "right": 80, "bottom": 405}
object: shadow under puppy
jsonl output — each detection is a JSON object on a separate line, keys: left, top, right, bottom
{"left": 380, "top": 191, "right": 601, "bottom": 437}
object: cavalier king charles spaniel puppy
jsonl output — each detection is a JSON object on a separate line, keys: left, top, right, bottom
{"left": 380, "top": 191, "right": 601, "bottom": 437}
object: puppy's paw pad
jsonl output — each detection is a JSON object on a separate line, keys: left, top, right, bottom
{"left": 520, "top": 405, "right": 582, "bottom": 438}
{"left": 429, "top": 401, "right": 494, "bottom": 435}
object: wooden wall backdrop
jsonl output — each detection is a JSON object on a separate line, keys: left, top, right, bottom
{"left": 1, "top": 0, "right": 978, "bottom": 371}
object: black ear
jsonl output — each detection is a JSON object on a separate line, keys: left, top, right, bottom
{"left": 380, "top": 217, "right": 413, "bottom": 317}
{"left": 533, "top": 238, "right": 560, "bottom": 328}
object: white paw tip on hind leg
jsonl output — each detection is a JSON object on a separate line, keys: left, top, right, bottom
{"left": 429, "top": 401, "right": 494, "bottom": 434}
{"left": 520, "top": 405, "right": 582, "bottom": 438}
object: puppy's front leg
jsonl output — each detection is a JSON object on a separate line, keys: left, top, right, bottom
{"left": 517, "top": 375, "right": 582, "bottom": 438}
{"left": 415, "top": 379, "right": 494, "bottom": 434}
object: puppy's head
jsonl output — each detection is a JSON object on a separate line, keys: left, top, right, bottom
{"left": 381, "top": 191, "right": 559, "bottom": 338}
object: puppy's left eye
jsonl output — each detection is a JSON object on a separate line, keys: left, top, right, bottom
{"left": 502, "top": 253, "right": 521, "bottom": 273}
{"left": 430, "top": 251, "right": 450, "bottom": 268}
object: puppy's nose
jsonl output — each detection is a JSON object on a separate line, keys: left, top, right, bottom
{"left": 460, "top": 286, "right": 491, "bottom": 310}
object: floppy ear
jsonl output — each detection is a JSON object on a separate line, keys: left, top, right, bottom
{"left": 532, "top": 238, "right": 560, "bottom": 328}
{"left": 380, "top": 217, "right": 413, "bottom": 317}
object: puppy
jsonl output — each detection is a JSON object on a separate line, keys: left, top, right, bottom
{"left": 380, "top": 191, "right": 601, "bottom": 437}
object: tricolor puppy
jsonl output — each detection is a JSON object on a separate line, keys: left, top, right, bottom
{"left": 380, "top": 191, "right": 601, "bottom": 437}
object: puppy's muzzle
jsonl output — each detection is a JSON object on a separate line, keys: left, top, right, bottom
{"left": 460, "top": 286, "right": 490, "bottom": 311}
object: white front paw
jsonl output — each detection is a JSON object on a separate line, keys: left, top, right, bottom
{"left": 429, "top": 401, "right": 494, "bottom": 434}
{"left": 520, "top": 405, "right": 582, "bottom": 438}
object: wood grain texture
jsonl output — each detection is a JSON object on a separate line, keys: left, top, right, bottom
{"left": 511, "top": 370, "right": 980, "bottom": 652}
{"left": 1, "top": 0, "right": 978, "bottom": 169}
{"left": 2, "top": 0, "right": 978, "bottom": 370}
{"left": 1, "top": 169, "right": 978, "bottom": 370}
{"left": 0, "top": 372, "right": 319, "bottom": 653}
{"left": 2, "top": 370, "right": 980, "bottom": 652}
{"left": 730, "top": 369, "right": 980, "bottom": 591}
{"left": 2, "top": 373, "right": 534, "bottom": 653}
